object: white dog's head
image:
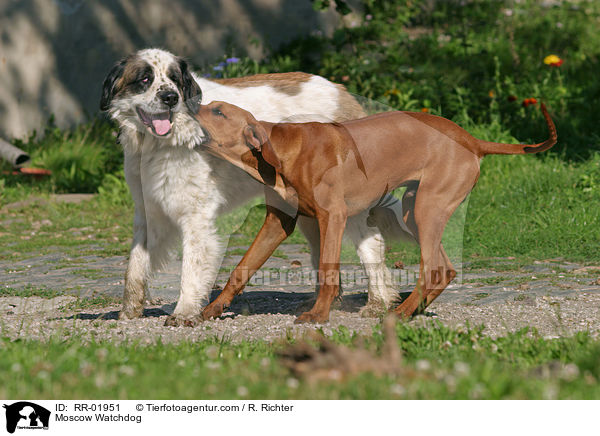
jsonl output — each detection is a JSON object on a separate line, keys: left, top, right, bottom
{"left": 100, "top": 48, "right": 202, "bottom": 145}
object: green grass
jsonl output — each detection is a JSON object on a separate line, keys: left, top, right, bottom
{"left": 64, "top": 295, "right": 122, "bottom": 311}
{"left": 472, "top": 292, "right": 491, "bottom": 301}
{"left": 0, "top": 194, "right": 132, "bottom": 262}
{"left": 0, "top": 286, "right": 120, "bottom": 312}
{"left": 71, "top": 268, "right": 114, "bottom": 280}
{"left": 0, "top": 285, "right": 65, "bottom": 299}
{"left": 464, "top": 153, "right": 600, "bottom": 262}
{"left": 0, "top": 324, "right": 598, "bottom": 399}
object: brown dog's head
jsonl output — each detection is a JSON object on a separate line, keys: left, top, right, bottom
{"left": 194, "top": 101, "right": 281, "bottom": 170}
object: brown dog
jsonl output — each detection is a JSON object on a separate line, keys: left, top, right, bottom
{"left": 194, "top": 101, "right": 557, "bottom": 323}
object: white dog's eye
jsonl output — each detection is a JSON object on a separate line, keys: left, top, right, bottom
{"left": 141, "top": 76, "right": 150, "bottom": 83}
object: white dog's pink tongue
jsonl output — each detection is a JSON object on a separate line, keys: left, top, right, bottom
{"left": 152, "top": 119, "right": 171, "bottom": 136}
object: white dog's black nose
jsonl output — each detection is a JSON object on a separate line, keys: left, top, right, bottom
{"left": 159, "top": 90, "right": 179, "bottom": 107}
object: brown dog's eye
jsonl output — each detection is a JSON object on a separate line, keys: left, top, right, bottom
{"left": 212, "top": 107, "right": 226, "bottom": 118}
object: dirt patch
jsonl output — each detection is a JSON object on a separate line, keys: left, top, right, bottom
{"left": 1, "top": 290, "right": 599, "bottom": 344}
{"left": 2, "top": 245, "right": 600, "bottom": 343}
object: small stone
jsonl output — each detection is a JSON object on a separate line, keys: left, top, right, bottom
{"left": 416, "top": 360, "right": 431, "bottom": 371}
{"left": 390, "top": 384, "right": 405, "bottom": 396}
{"left": 454, "top": 361, "right": 470, "bottom": 376}
{"left": 286, "top": 378, "right": 299, "bottom": 389}
{"left": 205, "top": 345, "right": 219, "bottom": 359}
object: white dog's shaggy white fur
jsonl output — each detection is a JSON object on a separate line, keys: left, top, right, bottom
{"left": 101, "top": 48, "right": 405, "bottom": 325}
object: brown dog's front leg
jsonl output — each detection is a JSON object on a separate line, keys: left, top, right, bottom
{"left": 296, "top": 210, "right": 347, "bottom": 324}
{"left": 201, "top": 206, "right": 297, "bottom": 321}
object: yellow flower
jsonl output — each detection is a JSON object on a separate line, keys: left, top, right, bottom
{"left": 543, "top": 54, "right": 563, "bottom": 67}
{"left": 384, "top": 88, "right": 400, "bottom": 97}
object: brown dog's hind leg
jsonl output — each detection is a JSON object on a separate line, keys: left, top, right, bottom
{"left": 423, "top": 244, "right": 456, "bottom": 307}
{"left": 393, "top": 240, "right": 456, "bottom": 319}
{"left": 392, "top": 174, "right": 471, "bottom": 319}
{"left": 296, "top": 210, "right": 347, "bottom": 324}
{"left": 200, "top": 206, "right": 297, "bottom": 322}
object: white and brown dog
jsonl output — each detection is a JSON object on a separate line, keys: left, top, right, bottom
{"left": 101, "top": 48, "right": 409, "bottom": 326}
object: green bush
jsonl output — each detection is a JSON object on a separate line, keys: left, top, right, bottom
{"left": 97, "top": 170, "right": 133, "bottom": 208}
{"left": 253, "top": 0, "right": 600, "bottom": 158}
{"left": 12, "top": 117, "right": 120, "bottom": 193}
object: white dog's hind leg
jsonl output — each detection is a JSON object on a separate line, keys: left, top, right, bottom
{"left": 122, "top": 228, "right": 150, "bottom": 319}
{"left": 346, "top": 213, "right": 397, "bottom": 317}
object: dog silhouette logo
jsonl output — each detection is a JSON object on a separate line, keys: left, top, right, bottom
{"left": 3, "top": 402, "right": 50, "bottom": 433}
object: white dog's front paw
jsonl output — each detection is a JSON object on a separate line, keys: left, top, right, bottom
{"left": 164, "top": 301, "right": 202, "bottom": 327}
{"left": 359, "top": 300, "right": 388, "bottom": 318}
{"left": 164, "top": 314, "right": 201, "bottom": 327}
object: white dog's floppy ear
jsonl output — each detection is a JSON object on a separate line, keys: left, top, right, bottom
{"left": 243, "top": 124, "right": 281, "bottom": 170}
{"left": 178, "top": 58, "right": 202, "bottom": 114}
{"left": 100, "top": 58, "right": 127, "bottom": 111}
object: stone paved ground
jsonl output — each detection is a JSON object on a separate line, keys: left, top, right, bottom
{"left": 2, "top": 242, "right": 600, "bottom": 342}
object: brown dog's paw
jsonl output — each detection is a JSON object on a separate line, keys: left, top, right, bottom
{"left": 201, "top": 302, "right": 226, "bottom": 321}
{"left": 391, "top": 306, "right": 415, "bottom": 321}
{"left": 164, "top": 314, "right": 201, "bottom": 327}
{"left": 295, "top": 311, "right": 329, "bottom": 324}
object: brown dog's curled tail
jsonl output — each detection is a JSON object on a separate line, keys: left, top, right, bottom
{"left": 477, "top": 103, "right": 557, "bottom": 156}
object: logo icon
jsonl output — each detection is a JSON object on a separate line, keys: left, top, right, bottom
{"left": 3, "top": 402, "right": 50, "bottom": 434}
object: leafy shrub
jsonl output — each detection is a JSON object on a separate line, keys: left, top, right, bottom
{"left": 247, "top": 0, "right": 600, "bottom": 159}
{"left": 14, "top": 117, "right": 120, "bottom": 193}
{"left": 97, "top": 170, "right": 133, "bottom": 208}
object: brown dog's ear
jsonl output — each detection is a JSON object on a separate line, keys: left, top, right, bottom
{"left": 243, "top": 124, "right": 266, "bottom": 151}
{"left": 243, "top": 124, "right": 282, "bottom": 170}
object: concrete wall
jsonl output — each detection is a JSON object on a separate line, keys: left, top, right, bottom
{"left": 0, "top": 0, "right": 343, "bottom": 139}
